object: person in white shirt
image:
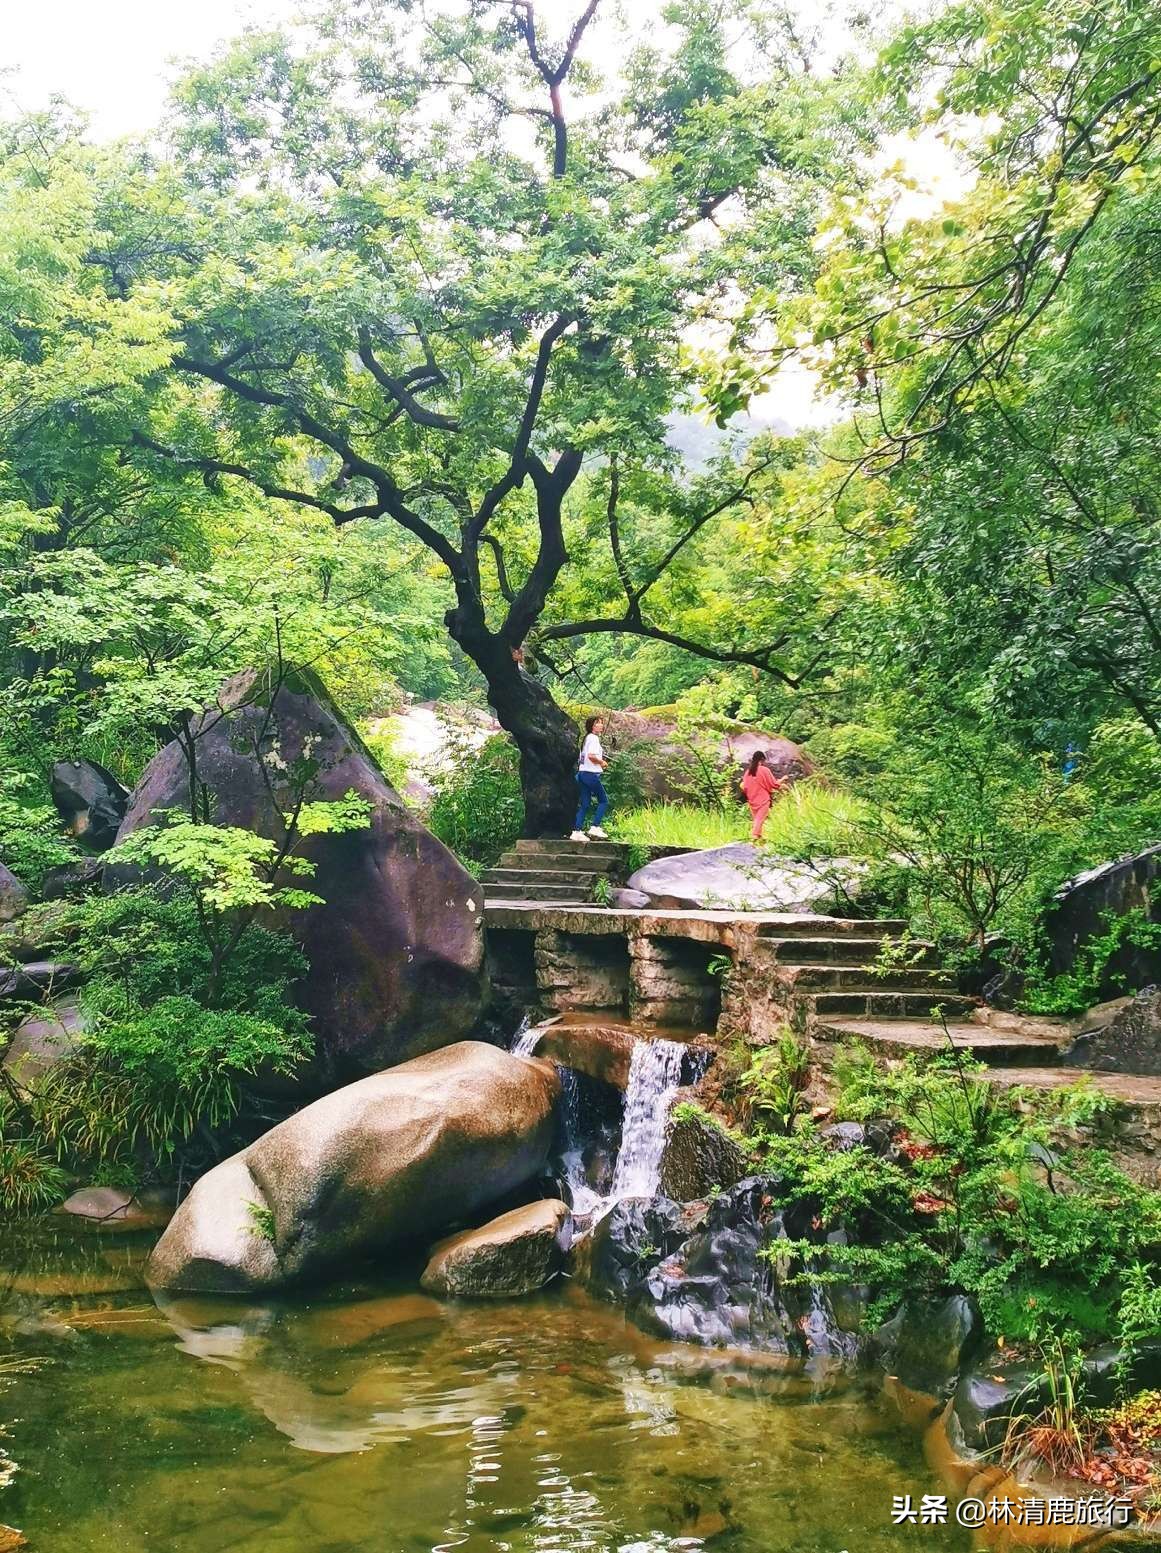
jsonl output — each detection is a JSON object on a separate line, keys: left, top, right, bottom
{"left": 571, "top": 715, "right": 610, "bottom": 841}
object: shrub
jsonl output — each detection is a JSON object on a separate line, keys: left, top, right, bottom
{"left": 428, "top": 733, "right": 523, "bottom": 866}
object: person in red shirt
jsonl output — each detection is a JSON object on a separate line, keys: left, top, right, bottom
{"left": 740, "top": 751, "right": 783, "bottom": 840}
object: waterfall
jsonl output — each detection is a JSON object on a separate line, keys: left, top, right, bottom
{"left": 609, "top": 1039, "right": 686, "bottom": 1202}
{"left": 510, "top": 1017, "right": 542, "bottom": 1058}
{"left": 557, "top": 1067, "right": 607, "bottom": 1217}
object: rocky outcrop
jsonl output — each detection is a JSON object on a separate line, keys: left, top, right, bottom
{"left": 627, "top": 844, "right": 864, "bottom": 913}
{"left": 1063, "top": 987, "right": 1161, "bottom": 1075}
{"left": 56, "top": 1187, "right": 173, "bottom": 1232}
{"left": 1045, "top": 846, "right": 1161, "bottom": 997}
{"left": 0, "top": 864, "right": 27, "bottom": 923}
{"left": 1, "top": 996, "right": 84, "bottom": 1089}
{"left": 113, "top": 668, "right": 487, "bottom": 1078}
{"left": 146, "top": 1042, "right": 560, "bottom": 1294}
{"left": 421, "top": 1199, "right": 571, "bottom": 1298}
{"left": 51, "top": 759, "right": 128, "bottom": 851}
{"left": 580, "top": 1177, "right": 859, "bottom": 1357}
{"left": 658, "top": 1103, "right": 749, "bottom": 1201}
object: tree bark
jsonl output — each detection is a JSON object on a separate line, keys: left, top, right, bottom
{"left": 445, "top": 597, "right": 579, "bottom": 838}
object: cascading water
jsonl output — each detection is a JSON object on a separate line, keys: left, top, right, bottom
{"left": 608, "top": 1039, "right": 687, "bottom": 1202}
{"left": 556, "top": 1067, "right": 608, "bottom": 1217}
{"left": 509, "top": 1017, "right": 542, "bottom": 1058}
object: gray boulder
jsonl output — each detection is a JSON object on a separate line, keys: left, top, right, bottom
{"left": 872, "top": 1295, "right": 983, "bottom": 1396}
{"left": 51, "top": 759, "right": 128, "bottom": 851}
{"left": 0, "top": 863, "right": 27, "bottom": 923}
{"left": 113, "top": 668, "right": 487, "bottom": 1079}
{"left": 627, "top": 844, "right": 864, "bottom": 913}
{"left": 1063, "top": 987, "right": 1161, "bottom": 1075}
{"left": 658, "top": 1103, "right": 749, "bottom": 1201}
{"left": 421, "top": 1199, "right": 571, "bottom": 1298}
{"left": 146, "top": 1042, "right": 560, "bottom": 1294}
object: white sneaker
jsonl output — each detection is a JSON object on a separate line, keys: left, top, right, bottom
{"left": 588, "top": 826, "right": 609, "bottom": 839}
{"left": 569, "top": 830, "right": 589, "bottom": 842}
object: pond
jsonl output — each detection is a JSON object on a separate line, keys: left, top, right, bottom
{"left": 0, "top": 1225, "right": 967, "bottom": 1553}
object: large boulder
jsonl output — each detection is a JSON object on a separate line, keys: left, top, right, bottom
{"left": 0, "top": 863, "right": 27, "bottom": 923}
{"left": 421, "top": 1199, "right": 571, "bottom": 1298}
{"left": 1045, "top": 846, "right": 1161, "bottom": 997}
{"left": 146, "top": 1041, "right": 560, "bottom": 1293}
{"left": 601, "top": 713, "right": 811, "bottom": 805}
{"left": 113, "top": 668, "right": 487, "bottom": 1078}
{"left": 627, "top": 843, "right": 864, "bottom": 913}
{"left": 51, "top": 759, "right": 128, "bottom": 851}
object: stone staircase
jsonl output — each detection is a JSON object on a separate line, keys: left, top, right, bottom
{"left": 481, "top": 838, "right": 629, "bottom": 906}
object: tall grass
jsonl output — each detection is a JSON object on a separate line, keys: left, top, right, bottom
{"left": 610, "top": 782, "right": 869, "bottom": 855}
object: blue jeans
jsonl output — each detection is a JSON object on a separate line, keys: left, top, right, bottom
{"left": 575, "top": 772, "right": 608, "bottom": 830}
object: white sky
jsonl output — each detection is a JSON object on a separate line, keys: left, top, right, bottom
{"left": 4, "top": 0, "right": 294, "bottom": 139}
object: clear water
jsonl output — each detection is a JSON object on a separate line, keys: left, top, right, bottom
{"left": 0, "top": 1225, "right": 967, "bottom": 1553}
{"left": 510, "top": 1018, "right": 543, "bottom": 1059}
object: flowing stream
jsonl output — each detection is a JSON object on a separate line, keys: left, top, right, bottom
{"left": 509, "top": 1016, "right": 542, "bottom": 1058}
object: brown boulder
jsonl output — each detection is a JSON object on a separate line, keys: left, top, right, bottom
{"left": 421, "top": 1199, "right": 571, "bottom": 1298}
{"left": 112, "top": 668, "right": 487, "bottom": 1079}
{"left": 146, "top": 1042, "right": 560, "bottom": 1293}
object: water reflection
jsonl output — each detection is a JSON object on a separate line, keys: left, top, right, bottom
{"left": 0, "top": 1228, "right": 965, "bottom": 1553}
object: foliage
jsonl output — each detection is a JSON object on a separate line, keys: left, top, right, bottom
{"left": 0, "top": 772, "right": 78, "bottom": 891}
{"left": 1019, "top": 910, "right": 1161, "bottom": 1016}
{"left": 736, "top": 1031, "right": 812, "bottom": 1136}
{"left": 611, "top": 802, "right": 749, "bottom": 850}
{"left": 0, "top": 1131, "right": 70, "bottom": 1216}
{"left": 427, "top": 733, "right": 524, "bottom": 868}
{"left": 750, "top": 1041, "right": 1161, "bottom": 1345}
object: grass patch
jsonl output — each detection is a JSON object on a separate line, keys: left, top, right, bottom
{"left": 610, "top": 782, "right": 869, "bottom": 855}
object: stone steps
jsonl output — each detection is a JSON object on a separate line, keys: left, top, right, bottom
{"left": 481, "top": 867, "right": 608, "bottom": 887}
{"left": 513, "top": 839, "right": 624, "bottom": 861}
{"left": 780, "top": 964, "right": 958, "bottom": 992}
{"left": 485, "top": 882, "right": 593, "bottom": 903}
{"left": 761, "top": 934, "right": 942, "bottom": 966}
{"left": 814, "top": 1015, "right": 1064, "bottom": 1066}
{"left": 489, "top": 856, "right": 613, "bottom": 877}
{"left": 803, "top": 989, "right": 978, "bottom": 1020}
{"left": 755, "top": 917, "right": 911, "bottom": 939}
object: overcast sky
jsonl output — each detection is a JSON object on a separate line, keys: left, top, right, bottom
{"left": 5, "top": 0, "right": 293, "bottom": 139}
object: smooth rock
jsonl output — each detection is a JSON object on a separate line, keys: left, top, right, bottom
{"left": 610, "top": 887, "right": 650, "bottom": 910}
{"left": 0, "top": 863, "right": 27, "bottom": 923}
{"left": 51, "top": 759, "right": 128, "bottom": 851}
{"left": 0, "top": 960, "right": 79, "bottom": 1001}
{"left": 112, "top": 667, "right": 487, "bottom": 1079}
{"left": 56, "top": 1187, "right": 173, "bottom": 1231}
{"left": 421, "top": 1199, "right": 571, "bottom": 1298}
{"left": 146, "top": 1042, "right": 560, "bottom": 1294}
{"left": 627, "top": 844, "right": 865, "bottom": 913}
{"left": 2, "top": 995, "right": 84, "bottom": 1088}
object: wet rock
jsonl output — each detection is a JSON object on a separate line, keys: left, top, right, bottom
{"left": 872, "top": 1296, "right": 983, "bottom": 1396}
{"left": 820, "top": 1122, "right": 867, "bottom": 1152}
{"left": 146, "top": 1042, "right": 560, "bottom": 1294}
{"left": 51, "top": 759, "right": 128, "bottom": 851}
{"left": 56, "top": 1187, "right": 174, "bottom": 1232}
{"left": 421, "top": 1199, "right": 571, "bottom": 1298}
{"left": 0, "top": 863, "right": 27, "bottom": 923}
{"left": 626, "top": 844, "right": 865, "bottom": 913}
{"left": 0, "top": 960, "right": 79, "bottom": 1001}
{"left": 950, "top": 1362, "right": 1040, "bottom": 1454}
{"left": 1063, "top": 988, "right": 1161, "bottom": 1076}
{"left": 658, "top": 1105, "right": 749, "bottom": 1201}
{"left": 582, "top": 1178, "right": 856, "bottom": 1358}
{"left": 112, "top": 668, "right": 487, "bottom": 1079}
{"left": 534, "top": 1020, "right": 637, "bottom": 1089}
{"left": 42, "top": 856, "right": 103, "bottom": 900}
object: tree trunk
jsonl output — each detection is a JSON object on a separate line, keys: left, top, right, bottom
{"left": 446, "top": 602, "right": 580, "bottom": 838}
